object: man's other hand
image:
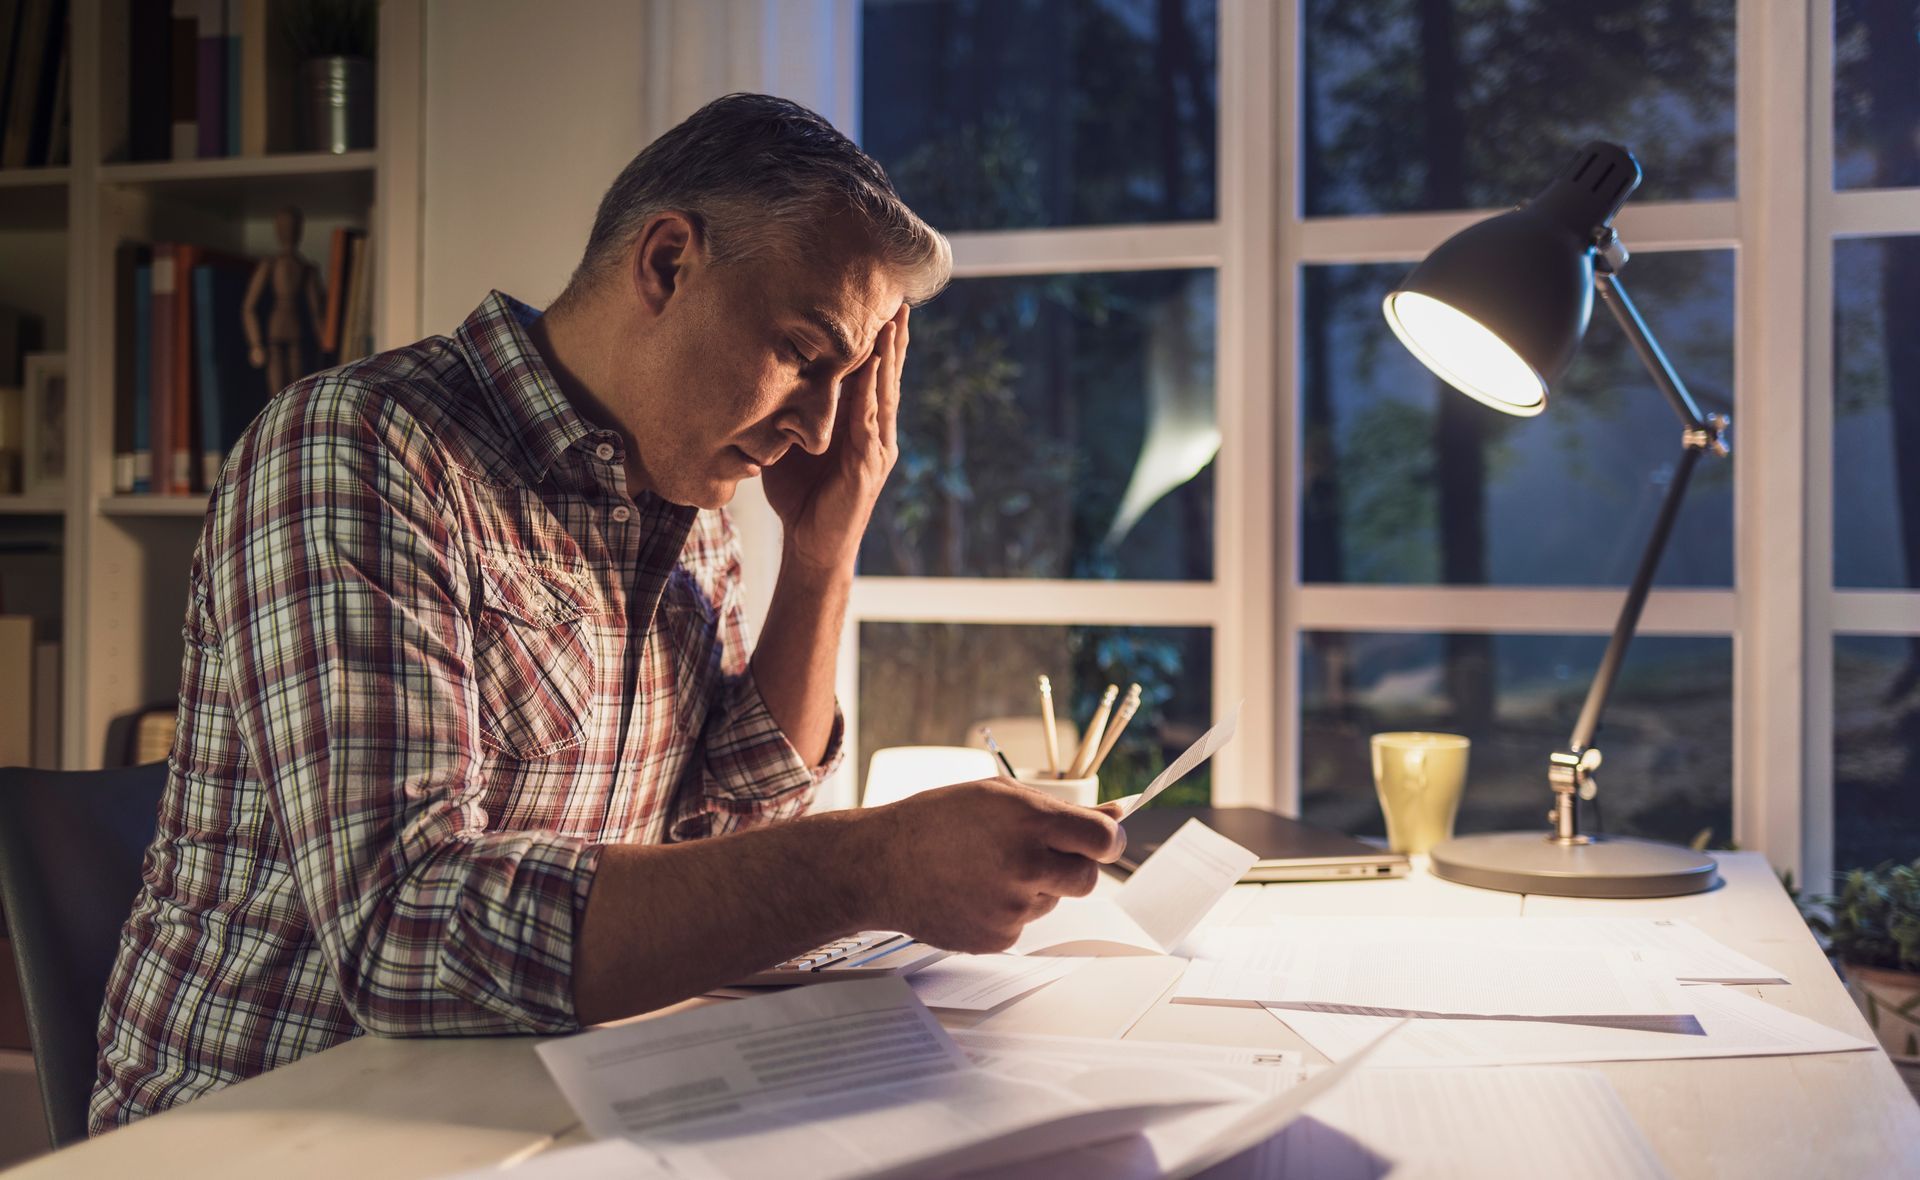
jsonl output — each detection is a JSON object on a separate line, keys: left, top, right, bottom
{"left": 762, "top": 303, "right": 908, "bottom": 576}
{"left": 860, "top": 778, "right": 1126, "bottom": 954}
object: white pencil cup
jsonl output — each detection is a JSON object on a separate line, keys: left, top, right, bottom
{"left": 1014, "top": 768, "right": 1099, "bottom": 808}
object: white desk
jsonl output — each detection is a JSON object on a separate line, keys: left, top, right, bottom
{"left": 11, "top": 853, "right": 1919, "bottom": 1178}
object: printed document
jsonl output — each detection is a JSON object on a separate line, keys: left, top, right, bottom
{"left": 534, "top": 977, "right": 1267, "bottom": 1179}
{"left": 1269, "top": 982, "right": 1872, "bottom": 1067}
{"left": 1010, "top": 819, "right": 1259, "bottom": 955}
{"left": 1175, "top": 934, "right": 1687, "bottom": 1019}
{"left": 905, "top": 954, "right": 1085, "bottom": 1011}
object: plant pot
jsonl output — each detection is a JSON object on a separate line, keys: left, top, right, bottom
{"left": 1839, "top": 960, "right": 1920, "bottom": 1101}
{"left": 300, "top": 56, "right": 375, "bottom": 154}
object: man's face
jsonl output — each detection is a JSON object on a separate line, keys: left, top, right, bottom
{"left": 627, "top": 221, "right": 906, "bottom": 509}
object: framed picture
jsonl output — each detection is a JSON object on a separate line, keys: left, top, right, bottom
{"left": 22, "top": 352, "right": 65, "bottom": 494}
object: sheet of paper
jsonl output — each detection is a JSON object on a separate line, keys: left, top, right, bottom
{"left": 905, "top": 954, "right": 1085, "bottom": 1010}
{"left": 1254, "top": 1067, "right": 1671, "bottom": 1180}
{"left": 1109, "top": 701, "right": 1242, "bottom": 818}
{"left": 1176, "top": 935, "right": 1686, "bottom": 1018}
{"left": 535, "top": 977, "right": 1253, "bottom": 1180}
{"left": 1202, "top": 916, "right": 1787, "bottom": 985}
{"left": 1271, "top": 982, "right": 1873, "bottom": 1067}
{"left": 951, "top": 1029, "right": 1302, "bottom": 1073}
{"left": 1010, "top": 819, "right": 1258, "bottom": 956}
{"left": 439, "top": 1140, "right": 673, "bottom": 1179}
{"left": 964, "top": 1021, "right": 1400, "bottom": 1180}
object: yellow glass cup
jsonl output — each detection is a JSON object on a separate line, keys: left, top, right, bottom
{"left": 1369, "top": 731, "right": 1470, "bottom": 856}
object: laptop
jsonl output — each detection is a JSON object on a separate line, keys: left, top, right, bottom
{"left": 1118, "top": 805, "right": 1409, "bottom": 883}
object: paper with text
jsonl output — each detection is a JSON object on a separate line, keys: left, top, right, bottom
{"left": 1108, "top": 701, "right": 1243, "bottom": 818}
{"left": 1270, "top": 982, "right": 1872, "bottom": 1067}
{"left": 534, "top": 978, "right": 1251, "bottom": 1180}
{"left": 1175, "top": 936, "right": 1687, "bottom": 1019}
{"left": 1010, "top": 819, "right": 1259, "bottom": 956}
{"left": 905, "top": 954, "right": 1085, "bottom": 1010}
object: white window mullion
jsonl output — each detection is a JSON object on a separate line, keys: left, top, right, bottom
{"left": 1294, "top": 199, "right": 1741, "bottom": 266}
{"left": 1294, "top": 586, "right": 1738, "bottom": 636}
{"left": 852, "top": 578, "right": 1221, "bottom": 627}
{"left": 947, "top": 223, "right": 1221, "bottom": 277}
{"left": 1804, "top": 0, "right": 1839, "bottom": 890}
{"left": 1831, "top": 188, "right": 1920, "bottom": 236}
{"left": 1832, "top": 591, "right": 1920, "bottom": 634}
{"left": 1273, "top": 0, "right": 1305, "bottom": 815}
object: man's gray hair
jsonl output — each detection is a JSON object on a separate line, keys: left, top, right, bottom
{"left": 561, "top": 93, "right": 951, "bottom": 306}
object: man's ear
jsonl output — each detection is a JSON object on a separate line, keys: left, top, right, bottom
{"left": 630, "top": 211, "right": 701, "bottom": 316}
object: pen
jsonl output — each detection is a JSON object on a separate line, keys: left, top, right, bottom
{"left": 1037, "top": 674, "right": 1061, "bottom": 775}
{"left": 1086, "top": 683, "right": 1142, "bottom": 778}
{"left": 979, "top": 727, "right": 1020, "bottom": 781}
{"left": 1068, "top": 684, "right": 1120, "bottom": 779}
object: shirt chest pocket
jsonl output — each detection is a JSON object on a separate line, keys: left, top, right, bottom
{"left": 473, "top": 560, "right": 598, "bottom": 758}
{"left": 658, "top": 593, "right": 721, "bottom": 727}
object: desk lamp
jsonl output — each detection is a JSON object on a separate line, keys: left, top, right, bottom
{"left": 1379, "top": 141, "right": 1725, "bottom": 897}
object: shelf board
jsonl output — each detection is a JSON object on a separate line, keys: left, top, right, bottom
{"left": 99, "top": 152, "right": 376, "bottom": 219}
{"left": 100, "top": 495, "right": 211, "bottom": 518}
{"left": 0, "top": 166, "right": 70, "bottom": 189}
{"left": 0, "top": 493, "right": 65, "bottom": 516}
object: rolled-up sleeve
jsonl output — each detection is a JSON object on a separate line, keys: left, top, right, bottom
{"left": 670, "top": 513, "right": 844, "bottom": 841}
{"left": 214, "top": 379, "right": 597, "bottom": 1036}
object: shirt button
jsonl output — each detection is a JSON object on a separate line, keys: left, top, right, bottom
{"left": 594, "top": 443, "right": 616, "bottom": 462}
{"left": 611, "top": 505, "right": 631, "bottom": 523}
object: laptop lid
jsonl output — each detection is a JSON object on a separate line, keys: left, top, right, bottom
{"left": 1117, "top": 806, "right": 1407, "bottom": 876}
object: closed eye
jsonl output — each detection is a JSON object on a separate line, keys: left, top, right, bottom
{"left": 781, "top": 338, "right": 815, "bottom": 368}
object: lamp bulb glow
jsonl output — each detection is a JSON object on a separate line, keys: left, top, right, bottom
{"left": 1383, "top": 291, "right": 1547, "bottom": 416}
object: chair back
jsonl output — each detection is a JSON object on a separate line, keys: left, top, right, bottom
{"left": 0, "top": 763, "right": 167, "bottom": 1147}
{"left": 860, "top": 746, "right": 997, "bottom": 807}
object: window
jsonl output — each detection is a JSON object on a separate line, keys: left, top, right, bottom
{"left": 853, "top": 0, "right": 1250, "bottom": 807}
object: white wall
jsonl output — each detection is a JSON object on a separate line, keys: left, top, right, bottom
{"left": 420, "top": 0, "right": 649, "bottom": 335}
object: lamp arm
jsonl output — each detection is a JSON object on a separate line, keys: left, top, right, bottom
{"left": 1595, "top": 271, "right": 1710, "bottom": 432}
{"left": 1547, "top": 271, "right": 1730, "bottom": 843}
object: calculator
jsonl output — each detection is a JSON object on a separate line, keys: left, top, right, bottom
{"left": 730, "top": 931, "right": 949, "bottom": 986}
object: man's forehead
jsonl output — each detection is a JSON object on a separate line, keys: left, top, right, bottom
{"left": 787, "top": 266, "right": 901, "bottom": 361}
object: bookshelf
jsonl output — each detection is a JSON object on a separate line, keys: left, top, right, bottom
{"left": 0, "top": 0, "right": 424, "bottom": 771}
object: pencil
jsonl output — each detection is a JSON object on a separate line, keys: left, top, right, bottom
{"left": 1067, "top": 684, "right": 1119, "bottom": 779}
{"left": 979, "top": 727, "right": 1019, "bottom": 780}
{"left": 1086, "top": 683, "right": 1142, "bottom": 778}
{"left": 1038, "top": 674, "right": 1061, "bottom": 775}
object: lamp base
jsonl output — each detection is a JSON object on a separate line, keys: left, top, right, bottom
{"left": 1428, "top": 831, "right": 1719, "bottom": 898}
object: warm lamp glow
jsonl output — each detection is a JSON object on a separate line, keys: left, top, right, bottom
{"left": 1383, "top": 291, "right": 1547, "bottom": 417}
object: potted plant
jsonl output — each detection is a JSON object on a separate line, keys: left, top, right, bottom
{"left": 287, "top": 0, "right": 378, "bottom": 153}
{"left": 1809, "top": 859, "right": 1920, "bottom": 1088}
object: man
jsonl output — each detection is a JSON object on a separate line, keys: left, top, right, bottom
{"left": 91, "top": 94, "right": 1124, "bottom": 1133}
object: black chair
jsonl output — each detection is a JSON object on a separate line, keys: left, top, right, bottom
{"left": 0, "top": 763, "right": 167, "bottom": 1148}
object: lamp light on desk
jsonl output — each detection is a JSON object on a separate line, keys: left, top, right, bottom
{"left": 1380, "top": 141, "right": 1724, "bottom": 898}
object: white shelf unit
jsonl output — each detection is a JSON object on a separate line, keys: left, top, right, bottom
{"left": 0, "top": 0, "right": 426, "bottom": 770}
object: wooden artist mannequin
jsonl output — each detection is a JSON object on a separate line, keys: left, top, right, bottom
{"left": 241, "top": 206, "right": 327, "bottom": 396}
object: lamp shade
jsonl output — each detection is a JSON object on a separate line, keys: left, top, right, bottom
{"left": 1382, "top": 142, "right": 1644, "bottom": 416}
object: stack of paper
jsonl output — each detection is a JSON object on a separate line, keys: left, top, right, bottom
{"left": 526, "top": 977, "right": 1376, "bottom": 1180}
{"left": 905, "top": 954, "right": 1086, "bottom": 1011}
{"left": 1009, "top": 819, "right": 1259, "bottom": 956}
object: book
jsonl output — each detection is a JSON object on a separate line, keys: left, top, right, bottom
{"left": 340, "top": 232, "right": 371, "bottom": 363}
{"left": 170, "top": 0, "right": 197, "bottom": 160}
{"left": 22, "top": 0, "right": 62, "bottom": 166}
{"left": 322, "top": 226, "right": 350, "bottom": 356}
{"left": 192, "top": 258, "right": 265, "bottom": 487}
{"left": 224, "top": 0, "right": 238, "bottom": 155}
{"left": 127, "top": 0, "right": 172, "bottom": 161}
{"left": 196, "top": 0, "right": 223, "bottom": 158}
{"left": 30, "top": 637, "right": 57, "bottom": 768}
{"left": 0, "top": 615, "right": 32, "bottom": 766}
{"left": 150, "top": 246, "right": 180, "bottom": 493}
{"left": 2, "top": 0, "right": 51, "bottom": 168}
{"left": 38, "top": 9, "right": 64, "bottom": 164}
{"left": 132, "top": 258, "right": 152, "bottom": 491}
{"left": 0, "top": 3, "right": 22, "bottom": 155}
{"left": 113, "top": 243, "right": 147, "bottom": 493}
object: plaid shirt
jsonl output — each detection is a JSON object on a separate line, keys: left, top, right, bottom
{"left": 91, "top": 292, "right": 840, "bottom": 1133}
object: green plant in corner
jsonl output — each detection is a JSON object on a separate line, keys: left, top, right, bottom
{"left": 1808, "top": 859, "right": 1920, "bottom": 1062}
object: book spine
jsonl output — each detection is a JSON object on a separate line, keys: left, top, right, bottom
{"left": 224, "top": 11, "right": 239, "bottom": 156}
{"left": 127, "top": 0, "right": 171, "bottom": 161}
{"left": 195, "top": 0, "right": 222, "bottom": 158}
{"left": 193, "top": 265, "right": 223, "bottom": 488}
{"left": 322, "top": 226, "right": 349, "bottom": 356}
{"left": 113, "top": 243, "right": 144, "bottom": 493}
{"left": 170, "top": 2, "right": 197, "bottom": 160}
{"left": 3, "top": 0, "right": 51, "bottom": 169}
{"left": 0, "top": 2, "right": 24, "bottom": 158}
{"left": 238, "top": 0, "right": 266, "bottom": 155}
{"left": 149, "top": 246, "right": 176, "bottom": 494}
{"left": 171, "top": 244, "right": 201, "bottom": 491}
{"left": 133, "top": 261, "right": 152, "bottom": 491}
{"left": 24, "top": 0, "right": 61, "bottom": 167}
{"left": 0, "top": 617, "right": 33, "bottom": 766}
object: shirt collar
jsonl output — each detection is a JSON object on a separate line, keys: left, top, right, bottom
{"left": 454, "top": 290, "right": 593, "bottom": 482}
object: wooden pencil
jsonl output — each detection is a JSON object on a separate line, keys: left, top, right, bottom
{"left": 1086, "top": 683, "right": 1142, "bottom": 778}
{"left": 1038, "top": 674, "right": 1061, "bottom": 775}
{"left": 1068, "top": 684, "right": 1119, "bottom": 779}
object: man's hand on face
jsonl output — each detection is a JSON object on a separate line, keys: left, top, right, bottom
{"left": 761, "top": 303, "right": 909, "bottom": 576}
{"left": 860, "top": 780, "right": 1127, "bottom": 954}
